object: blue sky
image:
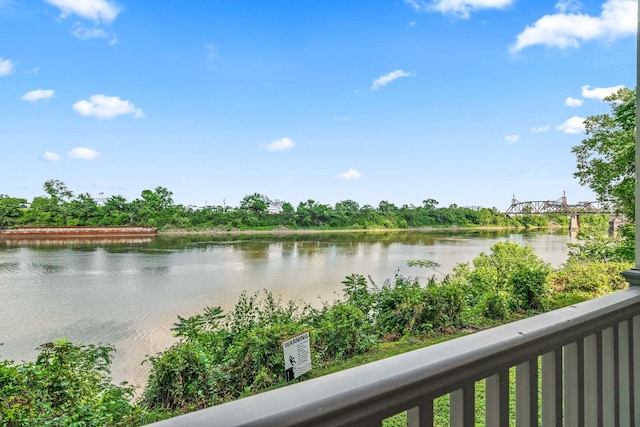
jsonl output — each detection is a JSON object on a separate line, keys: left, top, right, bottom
{"left": 1, "top": 0, "right": 636, "bottom": 210}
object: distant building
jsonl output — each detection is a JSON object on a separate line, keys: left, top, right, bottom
{"left": 268, "top": 199, "right": 284, "bottom": 214}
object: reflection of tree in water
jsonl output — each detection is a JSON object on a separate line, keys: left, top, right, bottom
{"left": 0, "top": 262, "right": 20, "bottom": 273}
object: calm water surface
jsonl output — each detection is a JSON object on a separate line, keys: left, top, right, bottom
{"left": 0, "top": 230, "right": 574, "bottom": 387}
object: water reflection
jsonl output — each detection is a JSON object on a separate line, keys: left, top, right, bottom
{"left": 0, "top": 230, "right": 574, "bottom": 388}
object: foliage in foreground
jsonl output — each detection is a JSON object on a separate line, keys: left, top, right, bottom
{"left": 0, "top": 237, "right": 632, "bottom": 425}
{"left": 0, "top": 339, "right": 141, "bottom": 426}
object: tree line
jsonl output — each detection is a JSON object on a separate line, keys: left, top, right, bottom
{"left": 0, "top": 181, "right": 564, "bottom": 231}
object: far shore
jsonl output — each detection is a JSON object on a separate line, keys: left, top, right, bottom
{"left": 157, "top": 224, "right": 548, "bottom": 237}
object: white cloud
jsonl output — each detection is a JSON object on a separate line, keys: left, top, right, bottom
{"left": 511, "top": 0, "right": 637, "bottom": 53}
{"left": 531, "top": 125, "right": 550, "bottom": 132}
{"left": 565, "top": 97, "right": 583, "bottom": 107}
{"left": 581, "top": 84, "right": 625, "bottom": 100}
{"left": 555, "top": 0, "right": 582, "bottom": 13}
{"left": 556, "top": 116, "right": 585, "bottom": 134}
{"left": 522, "top": 169, "right": 549, "bottom": 178}
{"left": 504, "top": 134, "right": 519, "bottom": 143}
{"left": 20, "top": 89, "right": 55, "bottom": 102}
{"left": 45, "top": 0, "right": 119, "bottom": 23}
{"left": 68, "top": 147, "right": 100, "bottom": 159}
{"left": 0, "top": 57, "right": 14, "bottom": 76}
{"left": 43, "top": 151, "right": 60, "bottom": 161}
{"left": 371, "top": 70, "right": 413, "bottom": 90}
{"left": 72, "top": 23, "right": 108, "bottom": 40}
{"left": 339, "top": 168, "right": 363, "bottom": 180}
{"left": 73, "top": 94, "right": 144, "bottom": 119}
{"left": 264, "top": 137, "right": 295, "bottom": 151}
{"left": 24, "top": 66, "right": 40, "bottom": 74}
{"left": 405, "top": 0, "right": 514, "bottom": 19}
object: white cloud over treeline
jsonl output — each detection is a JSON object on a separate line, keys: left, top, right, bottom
{"left": 73, "top": 94, "right": 144, "bottom": 119}
{"left": 339, "top": 168, "right": 363, "bottom": 180}
{"left": 581, "top": 84, "right": 625, "bottom": 100}
{"left": 404, "top": 0, "right": 514, "bottom": 19}
{"left": 263, "top": 137, "right": 295, "bottom": 151}
{"left": 68, "top": 147, "right": 100, "bottom": 159}
{"left": 45, "top": 0, "right": 119, "bottom": 23}
{"left": 371, "top": 70, "right": 413, "bottom": 90}
{"left": 0, "top": 57, "right": 14, "bottom": 76}
{"left": 511, "top": 0, "right": 636, "bottom": 53}
{"left": 21, "top": 89, "right": 55, "bottom": 102}
{"left": 556, "top": 116, "right": 585, "bottom": 134}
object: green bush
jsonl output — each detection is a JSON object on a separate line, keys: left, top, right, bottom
{"left": 0, "top": 339, "right": 138, "bottom": 426}
{"left": 375, "top": 275, "right": 431, "bottom": 335}
{"left": 310, "top": 302, "right": 375, "bottom": 361}
{"left": 144, "top": 291, "right": 311, "bottom": 411}
{"left": 452, "top": 241, "right": 551, "bottom": 316}
{"left": 480, "top": 290, "right": 511, "bottom": 320}
{"left": 510, "top": 267, "right": 549, "bottom": 310}
{"left": 548, "top": 261, "right": 630, "bottom": 303}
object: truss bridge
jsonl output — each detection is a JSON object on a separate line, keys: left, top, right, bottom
{"left": 504, "top": 192, "right": 613, "bottom": 216}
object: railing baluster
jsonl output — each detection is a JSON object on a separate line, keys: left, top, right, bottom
{"left": 516, "top": 359, "right": 538, "bottom": 427}
{"left": 485, "top": 373, "right": 500, "bottom": 426}
{"left": 619, "top": 320, "right": 631, "bottom": 427}
{"left": 406, "top": 400, "right": 433, "bottom": 427}
{"left": 450, "top": 389, "right": 464, "bottom": 427}
{"left": 603, "top": 327, "right": 615, "bottom": 425}
{"left": 583, "top": 333, "right": 598, "bottom": 427}
{"left": 516, "top": 362, "right": 529, "bottom": 426}
{"left": 564, "top": 341, "right": 580, "bottom": 427}
{"left": 530, "top": 358, "right": 538, "bottom": 427}
{"left": 634, "top": 315, "right": 640, "bottom": 426}
{"left": 614, "top": 324, "right": 621, "bottom": 427}
{"left": 450, "top": 384, "right": 474, "bottom": 427}
{"left": 486, "top": 369, "right": 509, "bottom": 426}
{"left": 542, "top": 349, "right": 563, "bottom": 427}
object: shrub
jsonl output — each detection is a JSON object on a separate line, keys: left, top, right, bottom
{"left": 309, "top": 302, "right": 375, "bottom": 361}
{"left": 374, "top": 275, "right": 464, "bottom": 335}
{"left": 0, "top": 339, "right": 138, "bottom": 426}
{"left": 452, "top": 241, "right": 551, "bottom": 315}
{"left": 374, "top": 275, "right": 430, "bottom": 335}
{"left": 480, "top": 291, "right": 511, "bottom": 320}
{"left": 548, "top": 261, "right": 630, "bottom": 302}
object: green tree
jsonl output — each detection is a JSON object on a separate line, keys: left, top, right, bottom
{"left": 134, "top": 187, "right": 175, "bottom": 226}
{"left": 0, "top": 195, "right": 26, "bottom": 228}
{"left": 43, "top": 179, "right": 73, "bottom": 202}
{"left": 66, "top": 193, "right": 99, "bottom": 225}
{"left": 101, "top": 195, "right": 131, "bottom": 225}
{"left": 572, "top": 87, "right": 635, "bottom": 220}
{"left": 239, "top": 193, "right": 271, "bottom": 216}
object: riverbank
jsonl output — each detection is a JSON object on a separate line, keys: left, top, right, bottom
{"left": 0, "top": 226, "right": 158, "bottom": 238}
{"left": 157, "top": 225, "right": 527, "bottom": 237}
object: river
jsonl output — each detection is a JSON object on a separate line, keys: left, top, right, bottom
{"left": 0, "top": 229, "right": 574, "bottom": 388}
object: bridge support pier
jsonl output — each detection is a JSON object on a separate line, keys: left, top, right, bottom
{"left": 609, "top": 215, "right": 622, "bottom": 236}
{"left": 569, "top": 214, "right": 580, "bottom": 232}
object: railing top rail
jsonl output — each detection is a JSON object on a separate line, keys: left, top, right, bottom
{"left": 149, "top": 287, "right": 640, "bottom": 427}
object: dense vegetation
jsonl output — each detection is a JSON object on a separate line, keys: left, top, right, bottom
{"left": 0, "top": 180, "right": 567, "bottom": 231}
{"left": 1, "top": 88, "right": 635, "bottom": 424}
{"left": 0, "top": 227, "right": 632, "bottom": 425}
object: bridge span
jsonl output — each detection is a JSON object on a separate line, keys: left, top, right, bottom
{"left": 504, "top": 192, "right": 613, "bottom": 216}
{"left": 504, "top": 193, "right": 618, "bottom": 232}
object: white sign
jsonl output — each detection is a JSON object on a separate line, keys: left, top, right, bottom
{"left": 283, "top": 332, "right": 311, "bottom": 381}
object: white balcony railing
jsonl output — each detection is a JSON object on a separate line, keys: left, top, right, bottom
{"left": 149, "top": 287, "right": 640, "bottom": 426}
